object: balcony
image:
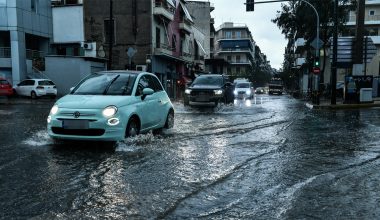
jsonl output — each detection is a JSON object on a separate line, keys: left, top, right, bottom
{"left": 346, "top": 15, "right": 380, "bottom": 25}
{"left": 181, "top": 51, "right": 193, "bottom": 62}
{"left": 229, "top": 60, "right": 252, "bottom": 66}
{"left": 154, "top": 43, "right": 173, "bottom": 56}
{"left": 26, "top": 49, "right": 45, "bottom": 60}
{"left": 154, "top": 1, "right": 175, "bottom": 21}
{"left": 0, "top": 47, "right": 11, "bottom": 58}
{"left": 179, "top": 21, "right": 192, "bottom": 34}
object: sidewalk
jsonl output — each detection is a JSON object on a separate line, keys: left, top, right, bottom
{"left": 305, "top": 97, "right": 380, "bottom": 110}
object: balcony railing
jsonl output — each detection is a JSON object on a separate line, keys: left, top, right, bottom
{"left": 348, "top": 15, "right": 380, "bottom": 22}
{"left": 26, "top": 49, "right": 45, "bottom": 60}
{"left": 0, "top": 47, "right": 11, "bottom": 58}
{"left": 154, "top": 1, "right": 175, "bottom": 14}
{"left": 154, "top": 42, "right": 174, "bottom": 56}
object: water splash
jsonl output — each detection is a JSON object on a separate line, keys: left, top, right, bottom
{"left": 23, "top": 130, "right": 53, "bottom": 146}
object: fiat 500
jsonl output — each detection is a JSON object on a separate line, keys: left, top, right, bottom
{"left": 47, "top": 71, "right": 174, "bottom": 141}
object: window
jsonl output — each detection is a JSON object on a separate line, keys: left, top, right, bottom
{"left": 235, "top": 31, "right": 241, "bottom": 39}
{"left": 31, "top": 0, "right": 38, "bottom": 13}
{"left": 104, "top": 19, "right": 116, "bottom": 45}
{"left": 227, "top": 67, "right": 231, "bottom": 73}
{"left": 172, "top": 35, "right": 177, "bottom": 51}
{"left": 147, "top": 75, "right": 164, "bottom": 92}
{"left": 227, "top": 56, "right": 231, "bottom": 61}
{"left": 236, "top": 55, "right": 241, "bottom": 63}
{"left": 136, "top": 75, "right": 155, "bottom": 96}
{"left": 369, "top": 10, "right": 375, "bottom": 16}
{"left": 236, "top": 67, "right": 241, "bottom": 74}
{"left": 156, "top": 28, "right": 161, "bottom": 48}
{"left": 225, "top": 31, "right": 232, "bottom": 39}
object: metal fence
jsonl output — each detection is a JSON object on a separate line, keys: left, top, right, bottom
{"left": 0, "top": 47, "right": 11, "bottom": 58}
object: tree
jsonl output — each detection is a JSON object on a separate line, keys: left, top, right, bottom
{"left": 272, "top": 0, "right": 356, "bottom": 86}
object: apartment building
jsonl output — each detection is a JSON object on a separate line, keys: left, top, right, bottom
{"left": 213, "top": 22, "right": 255, "bottom": 77}
{"left": 0, "top": 0, "right": 52, "bottom": 85}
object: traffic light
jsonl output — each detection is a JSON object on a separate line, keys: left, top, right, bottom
{"left": 246, "top": 0, "right": 254, "bottom": 12}
{"left": 314, "top": 57, "right": 320, "bottom": 67}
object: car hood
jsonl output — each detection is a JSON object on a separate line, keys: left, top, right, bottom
{"left": 56, "top": 95, "right": 133, "bottom": 109}
{"left": 190, "top": 84, "right": 222, "bottom": 90}
{"left": 235, "top": 88, "right": 250, "bottom": 92}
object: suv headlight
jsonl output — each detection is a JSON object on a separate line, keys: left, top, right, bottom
{"left": 102, "top": 106, "right": 118, "bottom": 118}
{"left": 185, "top": 89, "right": 192, "bottom": 95}
{"left": 247, "top": 90, "right": 251, "bottom": 95}
{"left": 50, "top": 105, "right": 59, "bottom": 115}
{"left": 214, "top": 90, "right": 223, "bottom": 95}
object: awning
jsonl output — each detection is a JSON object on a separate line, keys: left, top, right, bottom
{"left": 196, "top": 40, "right": 207, "bottom": 55}
{"left": 179, "top": 2, "right": 194, "bottom": 23}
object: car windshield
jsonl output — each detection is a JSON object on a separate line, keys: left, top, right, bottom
{"left": 192, "top": 76, "right": 223, "bottom": 86}
{"left": 236, "top": 83, "right": 250, "bottom": 88}
{"left": 38, "top": 80, "right": 54, "bottom": 86}
{"left": 72, "top": 73, "right": 137, "bottom": 96}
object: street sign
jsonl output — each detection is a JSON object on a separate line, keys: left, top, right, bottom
{"left": 312, "top": 67, "right": 320, "bottom": 74}
{"left": 310, "top": 38, "right": 323, "bottom": 50}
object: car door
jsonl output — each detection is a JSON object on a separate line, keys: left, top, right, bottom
{"left": 16, "top": 80, "right": 27, "bottom": 96}
{"left": 135, "top": 75, "right": 159, "bottom": 130}
{"left": 146, "top": 75, "right": 166, "bottom": 126}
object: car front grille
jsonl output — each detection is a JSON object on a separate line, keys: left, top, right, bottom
{"left": 52, "top": 127, "right": 105, "bottom": 136}
{"left": 238, "top": 91, "right": 246, "bottom": 94}
{"left": 190, "top": 90, "right": 214, "bottom": 96}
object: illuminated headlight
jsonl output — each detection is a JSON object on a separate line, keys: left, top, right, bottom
{"left": 50, "top": 105, "right": 59, "bottom": 115}
{"left": 107, "top": 118, "right": 120, "bottom": 126}
{"left": 246, "top": 90, "right": 251, "bottom": 95}
{"left": 234, "top": 90, "right": 238, "bottom": 95}
{"left": 102, "top": 106, "right": 118, "bottom": 118}
{"left": 185, "top": 89, "right": 192, "bottom": 94}
{"left": 47, "top": 116, "right": 51, "bottom": 123}
{"left": 214, "top": 90, "right": 223, "bottom": 95}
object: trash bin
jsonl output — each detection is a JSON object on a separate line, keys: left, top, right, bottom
{"left": 360, "top": 88, "right": 373, "bottom": 103}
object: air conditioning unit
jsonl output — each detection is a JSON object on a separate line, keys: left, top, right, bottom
{"left": 83, "top": 43, "right": 92, "bottom": 50}
{"left": 360, "top": 88, "right": 373, "bottom": 103}
{"left": 136, "top": 65, "right": 147, "bottom": 72}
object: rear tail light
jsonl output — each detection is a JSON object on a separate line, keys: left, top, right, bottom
{"left": 36, "top": 86, "right": 44, "bottom": 90}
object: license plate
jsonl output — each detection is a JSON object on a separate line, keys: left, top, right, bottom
{"left": 196, "top": 96, "right": 209, "bottom": 102}
{"left": 62, "top": 120, "right": 89, "bottom": 129}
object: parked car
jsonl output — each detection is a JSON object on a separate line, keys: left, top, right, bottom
{"left": 14, "top": 79, "right": 57, "bottom": 99}
{"left": 184, "top": 74, "right": 234, "bottom": 107}
{"left": 47, "top": 71, "right": 174, "bottom": 142}
{"left": 255, "top": 87, "right": 265, "bottom": 94}
{"left": 0, "top": 78, "right": 14, "bottom": 97}
{"left": 233, "top": 81, "right": 254, "bottom": 99}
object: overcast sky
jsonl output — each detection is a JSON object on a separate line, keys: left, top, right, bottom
{"left": 198, "top": 0, "right": 288, "bottom": 70}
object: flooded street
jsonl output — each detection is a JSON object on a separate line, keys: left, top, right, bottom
{"left": 1, "top": 95, "right": 380, "bottom": 219}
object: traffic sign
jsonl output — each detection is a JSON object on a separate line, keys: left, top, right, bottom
{"left": 312, "top": 67, "right": 320, "bottom": 74}
{"left": 310, "top": 38, "right": 323, "bottom": 50}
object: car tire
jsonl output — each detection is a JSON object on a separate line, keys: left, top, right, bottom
{"left": 31, "top": 91, "right": 37, "bottom": 99}
{"left": 125, "top": 117, "right": 140, "bottom": 138}
{"left": 164, "top": 110, "right": 174, "bottom": 129}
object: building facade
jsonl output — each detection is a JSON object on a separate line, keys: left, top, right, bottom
{"left": 0, "top": 0, "right": 53, "bottom": 85}
{"left": 213, "top": 22, "right": 255, "bottom": 77}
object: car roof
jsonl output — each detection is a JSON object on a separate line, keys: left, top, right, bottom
{"left": 97, "top": 70, "right": 143, "bottom": 75}
{"left": 197, "top": 74, "right": 223, "bottom": 78}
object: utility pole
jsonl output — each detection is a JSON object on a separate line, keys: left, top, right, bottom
{"left": 353, "top": 0, "right": 365, "bottom": 74}
{"left": 108, "top": 0, "right": 113, "bottom": 70}
{"left": 331, "top": 0, "right": 338, "bottom": 105}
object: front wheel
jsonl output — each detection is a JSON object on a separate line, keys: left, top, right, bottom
{"left": 125, "top": 117, "right": 140, "bottom": 137}
{"left": 164, "top": 111, "right": 174, "bottom": 129}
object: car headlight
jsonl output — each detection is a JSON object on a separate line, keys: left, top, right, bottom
{"left": 247, "top": 90, "right": 251, "bottom": 95}
{"left": 102, "top": 106, "right": 118, "bottom": 118}
{"left": 185, "top": 89, "right": 192, "bottom": 95}
{"left": 50, "top": 105, "right": 59, "bottom": 115}
{"left": 233, "top": 90, "right": 238, "bottom": 95}
{"left": 214, "top": 90, "right": 223, "bottom": 95}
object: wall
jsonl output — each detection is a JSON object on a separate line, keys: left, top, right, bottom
{"left": 44, "top": 56, "right": 106, "bottom": 95}
{"left": 52, "top": 5, "right": 84, "bottom": 43}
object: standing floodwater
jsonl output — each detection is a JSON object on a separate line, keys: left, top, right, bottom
{"left": 0, "top": 95, "right": 380, "bottom": 219}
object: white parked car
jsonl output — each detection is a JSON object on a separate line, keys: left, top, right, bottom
{"left": 14, "top": 79, "right": 57, "bottom": 99}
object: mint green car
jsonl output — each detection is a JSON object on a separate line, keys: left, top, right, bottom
{"left": 47, "top": 71, "right": 174, "bottom": 141}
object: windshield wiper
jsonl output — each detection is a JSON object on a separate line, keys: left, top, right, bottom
{"left": 103, "top": 75, "right": 120, "bottom": 95}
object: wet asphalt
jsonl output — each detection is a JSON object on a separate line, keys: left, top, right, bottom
{"left": 0, "top": 95, "right": 380, "bottom": 219}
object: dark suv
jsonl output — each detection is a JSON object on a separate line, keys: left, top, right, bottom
{"left": 184, "top": 74, "right": 234, "bottom": 107}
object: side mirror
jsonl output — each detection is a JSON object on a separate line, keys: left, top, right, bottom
{"left": 141, "top": 88, "right": 154, "bottom": 100}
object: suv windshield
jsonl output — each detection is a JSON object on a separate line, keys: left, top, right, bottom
{"left": 72, "top": 73, "right": 137, "bottom": 96}
{"left": 236, "top": 83, "right": 250, "bottom": 88}
{"left": 192, "top": 76, "right": 223, "bottom": 86}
